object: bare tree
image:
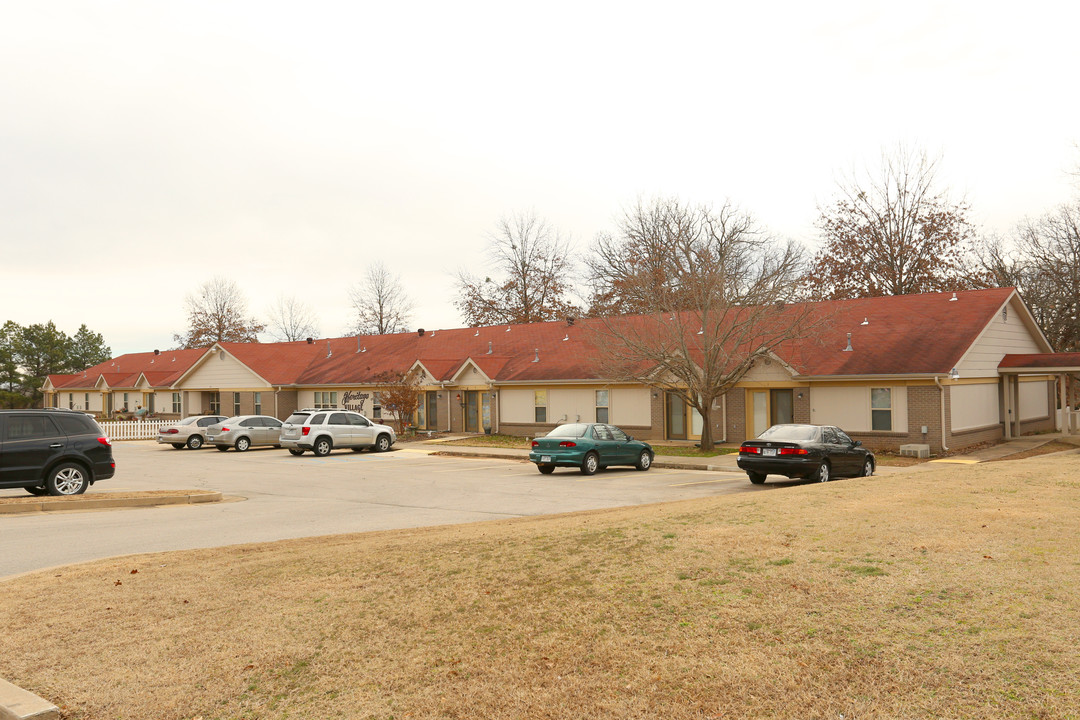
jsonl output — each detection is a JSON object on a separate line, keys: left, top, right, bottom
{"left": 266, "top": 294, "right": 320, "bottom": 342}
{"left": 349, "top": 261, "right": 414, "bottom": 335}
{"left": 587, "top": 197, "right": 818, "bottom": 451}
{"left": 173, "top": 277, "right": 265, "bottom": 349}
{"left": 1015, "top": 202, "right": 1080, "bottom": 352}
{"left": 455, "top": 211, "right": 579, "bottom": 326}
{"left": 807, "top": 147, "right": 979, "bottom": 300}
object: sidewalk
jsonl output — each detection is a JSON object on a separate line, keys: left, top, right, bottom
{"left": 413, "top": 433, "right": 1080, "bottom": 473}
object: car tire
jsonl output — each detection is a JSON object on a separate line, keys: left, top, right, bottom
{"left": 748, "top": 471, "right": 766, "bottom": 485}
{"left": 235, "top": 437, "right": 251, "bottom": 452}
{"left": 171, "top": 443, "right": 184, "bottom": 449}
{"left": 538, "top": 464, "right": 555, "bottom": 474}
{"left": 313, "top": 437, "right": 332, "bottom": 457}
{"left": 215, "top": 445, "right": 229, "bottom": 452}
{"left": 186, "top": 435, "right": 203, "bottom": 450}
{"left": 24, "top": 486, "right": 48, "bottom": 496}
{"left": 288, "top": 448, "right": 305, "bottom": 456}
{"left": 580, "top": 452, "right": 599, "bottom": 475}
{"left": 47, "top": 462, "right": 88, "bottom": 496}
{"left": 862, "top": 458, "right": 874, "bottom": 477}
{"left": 375, "top": 434, "right": 391, "bottom": 452}
{"left": 635, "top": 450, "right": 652, "bottom": 471}
{"left": 816, "top": 461, "right": 831, "bottom": 483}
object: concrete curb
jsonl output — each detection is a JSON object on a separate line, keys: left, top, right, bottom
{"left": 0, "top": 491, "right": 223, "bottom": 516}
{"left": 0, "top": 678, "right": 58, "bottom": 720}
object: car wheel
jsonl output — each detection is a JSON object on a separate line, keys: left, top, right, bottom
{"left": 375, "top": 434, "right": 391, "bottom": 452}
{"left": 580, "top": 452, "right": 599, "bottom": 475}
{"left": 47, "top": 463, "right": 88, "bottom": 496}
{"left": 171, "top": 443, "right": 184, "bottom": 449}
{"left": 748, "top": 472, "right": 766, "bottom": 485}
{"left": 862, "top": 458, "right": 874, "bottom": 477}
{"left": 538, "top": 464, "right": 555, "bottom": 474}
{"left": 24, "top": 486, "right": 48, "bottom": 496}
{"left": 288, "top": 448, "right": 305, "bottom": 456}
{"left": 816, "top": 461, "right": 831, "bottom": 483}
{"left": 635, "top": 450, "right": 652, "bottom": 471}
{"left": 186, "top": 435, "right": 203, "bottom": 450}
{"left": 313, "top": 437, "right": 332, "bottom": 457}
{"left": 215, "top": 445, "right": 229, "bottom": 452}
{"left": 235, "top": 437, "right": 251, "bottom": 452}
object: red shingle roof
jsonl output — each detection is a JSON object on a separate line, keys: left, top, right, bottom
{"left": 999, "top": 352, "right": 1080, "bottom": 369}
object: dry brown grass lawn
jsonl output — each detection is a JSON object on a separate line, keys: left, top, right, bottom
{"left": 2, "top": 458, "right": 1080, "bottom": 719}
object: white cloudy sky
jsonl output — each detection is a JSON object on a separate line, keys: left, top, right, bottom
{"left": 2, "top": 1, "right": 1078, "bottom": 355}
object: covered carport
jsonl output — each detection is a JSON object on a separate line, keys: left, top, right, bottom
{"left": 999, "top": 353, "right": 1080, "bottom": 438}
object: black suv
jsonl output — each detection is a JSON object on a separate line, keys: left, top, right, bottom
{"left": 0, "top": 409, "right": 115, "bottom": 496}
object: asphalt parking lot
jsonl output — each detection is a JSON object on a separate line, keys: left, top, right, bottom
{"left": 0, "top": 440, "right": 782, "bottom": 579}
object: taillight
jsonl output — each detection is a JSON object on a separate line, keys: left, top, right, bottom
{"left": 531, "top": 440, "right": 539, "bottom": 448}
{"left": 162, "top": 428, "right": 178, "bottom": 434}
{"left": 740, "top": 446, "right": 760, "bottom": 454}
{"left": 220, "top": 427, "right": 229, "bottom": 432}
{"left": 779, "top": 447, "right": 808, "bottom": 455}
{"left": 559, "top": 441, "right": 577, "bottom": 447}
{"left": 302, "top": 427, "right": 310, "bottom": 436}
{"left": 98, "top": 436, "right": 111, "bottom": 447}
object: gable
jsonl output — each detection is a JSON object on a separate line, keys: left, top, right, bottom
{"left": 740, "top": 357, "right": 796, "bottom": 383}
{"left": 955, "top": 294, "right": 1051, "bottom": 378}
{"left": 179, "top": 348, "right": 272, "bottom": 389}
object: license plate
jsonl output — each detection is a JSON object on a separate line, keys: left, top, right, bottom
{"left": 762, "top": 448, "right": 776, "bottom": 457}
{"left": 541, "top": 455, "right": 552, "bottom": 463}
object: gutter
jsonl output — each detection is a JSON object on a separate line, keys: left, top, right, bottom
{"left": 934, "top": 376, "right": 949, "bottom": 452}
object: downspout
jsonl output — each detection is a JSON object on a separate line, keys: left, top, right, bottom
{"left": 934, "top": 376, "right": 949, "bottom": 453}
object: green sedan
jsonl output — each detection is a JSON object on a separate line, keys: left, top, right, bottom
{"left": 529, "top": 423, "right": 654, "bottom": 475}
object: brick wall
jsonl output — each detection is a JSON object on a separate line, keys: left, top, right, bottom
{"left": 725, "top": 388, "right": 746, "bottom": 444}
{"left": 275, "top": 390, "right": 298, "bottom": 420}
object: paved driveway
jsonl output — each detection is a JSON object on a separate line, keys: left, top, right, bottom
{"left": 0, "top": 441, "right": 786, "bottom": 579}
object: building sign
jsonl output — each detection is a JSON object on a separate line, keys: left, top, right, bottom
{"left": 341, "top": 390, "right": 369, "bottom": 413}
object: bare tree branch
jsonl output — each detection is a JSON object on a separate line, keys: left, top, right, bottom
{"left": 349, "top": 262, "right": 415, "bottom": 335}
{"left": 173, "top": 277, "right": 264, "bottom": 349}
{"left": 266, "top": 294, "right": 320, "bottom": 342}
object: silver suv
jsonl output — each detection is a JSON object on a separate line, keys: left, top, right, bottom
{"left": 279, "top": 409, "right": 396, "bottom": 457}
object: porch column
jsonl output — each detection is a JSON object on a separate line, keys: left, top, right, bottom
{"left": 1012, "top": 375, "right": 1022, "bottom": 438}
{"left": 1061, "top": 374, "right": 1070, "bottom": 436}
{"left": 1003, "top": 374, "right": 1012, "bottom": 439}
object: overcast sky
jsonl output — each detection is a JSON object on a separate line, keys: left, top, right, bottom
{"left": 3, "top": 1, "right": 1078, "bottom": 356}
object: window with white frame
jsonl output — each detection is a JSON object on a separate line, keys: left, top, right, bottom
{"left": 68, "top": 393, "right": 73, "bottom": 409}
{"left": 871, "top": 388, "right": 892, "bottom": 431}
{"left": 84, "top": 393, "right": 89, "bottom": 410}
{"left": 595, "top": 390, "right": 609, "bottom": 424}
{"left": 208, "top": 392, "right": 221, "bottom": 414}
{"left": 314, "top": 391, "right": 337, "bottom": 409}
{"left": 372, "top": 391, "right": 382, "bottom": 420}
{"left": 534, "top": 390, "right": 547, "bottom": 423}
{"left": 233, "top": 392, "right": 241, "bottom": 416}
{"left": 254, "top": 392, "right": 262, "bottom": 415}
{"left": 172, "top": 392, "right": 181, "bottom": 414}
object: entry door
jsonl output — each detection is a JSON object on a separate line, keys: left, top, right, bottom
{"left": 481, "top": 394, "right": 491, "bottom": 432}
{"left": 465, "top": 391, "right": 479, "bottom": 433}
{"left": 770, "top": 389, "right": 793, "bottom": 425}
{"left": 426, "top": 391, "right": 438, "bottom": 430}
{"left": 666, "top": 393, "right": 687, "bottom": 440}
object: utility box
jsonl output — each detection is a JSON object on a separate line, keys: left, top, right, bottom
{"left": 900, "top": 443, "right": 931, "bottom": 458}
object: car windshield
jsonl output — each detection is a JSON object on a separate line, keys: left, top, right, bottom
{"left": 546, "top": 423, "right": 589, "bottom": 438}
{"left": 758, "top": 425, "right": 819, "bottom": 442}
{"left": 285, "top": 413, "right": 310, "bottom": 424}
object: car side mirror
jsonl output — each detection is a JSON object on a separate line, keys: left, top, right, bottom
{"left": 853, "top": 440, "right": 862, "bottom": 447}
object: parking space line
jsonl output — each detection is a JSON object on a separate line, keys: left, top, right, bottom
{"left": 669, "top": 476, "right": 743, "bottom": 487}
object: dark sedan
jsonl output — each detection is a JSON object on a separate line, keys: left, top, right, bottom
{"left": 529, "top": 423, "right": 654, "bottom": 475}
{"left": 737, "top": 424, "right": 874, "bottom": 484}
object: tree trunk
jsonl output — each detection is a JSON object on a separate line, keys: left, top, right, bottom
{"left": 698, "top": 405, "right": 714, "bottom": 451}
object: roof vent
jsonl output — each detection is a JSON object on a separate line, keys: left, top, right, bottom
{"left": 306, "top": 337, "right": 314, "bottom": 344}
{"left": 474, "top": 329, "right": 480, "bottom": 336}
{"left": 566, "top": 316, "right": 575, "bottom": 326}
{"left": 843, "top": 332, "right": 853, "bottom": 352}
{"left": 532, "top": 348, "right": 540, "bottom": 363}
{"left": 949, "top": 292, "right": 958, "bottom": 302}
{"left": 487, "top": 341, "right": 492, "bottom": 354}
{"left": 154, "top": 349, "right": 160, "bottom": 355}
{"left": 506, "top": 326, "right": 511, "bottom": 332}
{"left": 326, "top": 340, "right": 332, "bottom": 358}
{"left": 418, "top": 328, "right": 425, "bottom": 337}
{"left": 861, "top": 317, "right": 869, "bottom": 325}
{"left": 563, "top": 333, "right": 569, "bottom": 341}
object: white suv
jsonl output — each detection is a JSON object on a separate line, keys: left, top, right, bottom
{"left": 279, "top": 408, "right": 396, "bottom": 457}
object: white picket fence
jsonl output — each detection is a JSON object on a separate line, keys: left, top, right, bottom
{"left": 99, "top": 419, "right": 170, "bottom": 441}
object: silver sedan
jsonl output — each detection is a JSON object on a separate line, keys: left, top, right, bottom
{"left": 206, "top": 415, "right": 284, "bottom": 452}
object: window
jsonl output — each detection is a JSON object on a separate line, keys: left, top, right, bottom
{"left": 314, "top": 391, "right": 337, "bottom": 409}
{"left": 208, "top": 392, "right": 221, "bottom": 414}
{"left": 68, "top": 393, "right": 73, "bottom": 410}
{"left": 4, "top": 415, "right": 62, "bottom": 440}
{"left": 172, "top": 392, "right": 182, "bottom": 414}
{"left": 609, "top": 425, "right": 628, "bottom": 442}
{"left": 233, "top": 392, "right": 241, "bottom": 416}
{"left": 372, "top": 391, "right": 382, "bottom": 420}
{"left": 84, "top": 393, "right": 89, "bottom": 410}
{"left": 417, "top": 395, "right": 426, "bottom": 428}
{"left": 871, "top": 388, "right": 892, "bottom": 431}
{"left": 328, "top": 412, "right": 349, "bottom": 426}
{"left": 123, "top": 393, "right": 129, "bottom": 406}
{"left": 254, "top": 392, "right": 262, "bottom": 416}
{"left": 534, "top": 390, "right": 547, "bottom": 423}
{"left": 595, "top": 390, "right": 609, "bottom": 424}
